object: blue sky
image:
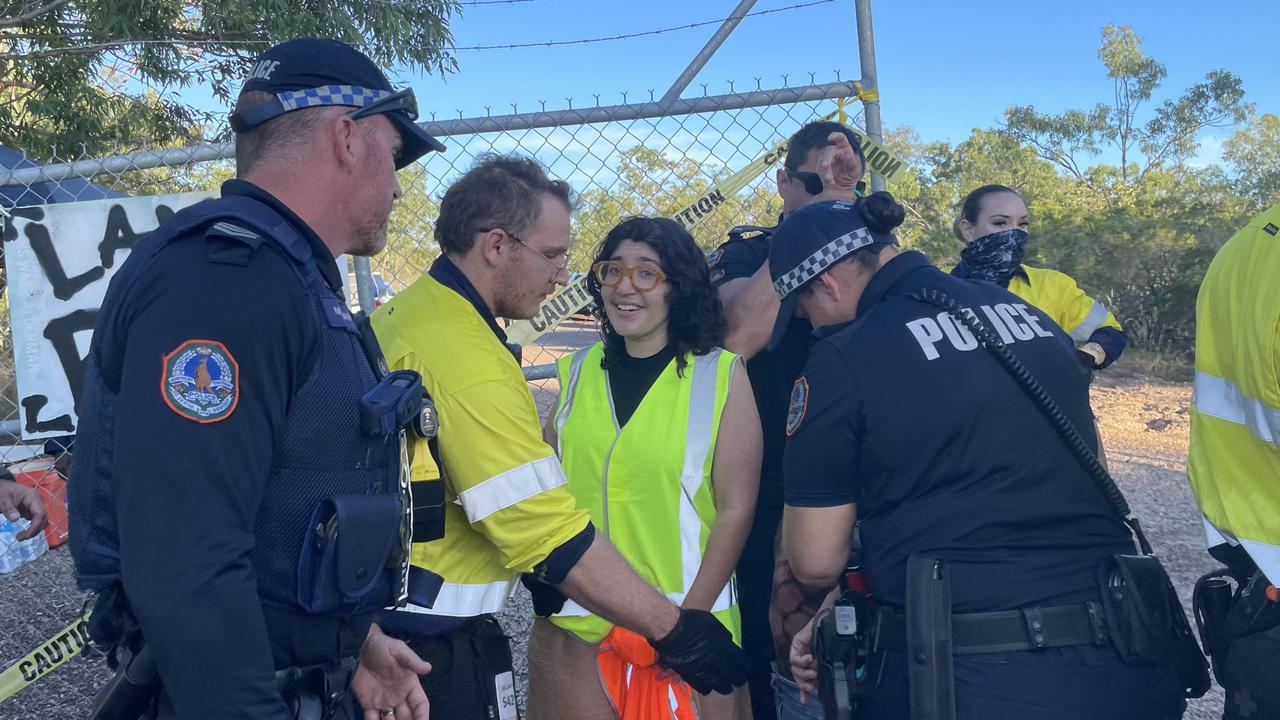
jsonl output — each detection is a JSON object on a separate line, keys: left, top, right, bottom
{"left": 387, "top": 0, "right": 1279, "bottom": 167}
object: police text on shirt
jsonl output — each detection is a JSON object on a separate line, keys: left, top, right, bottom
{"left": 906, "top": 302, "right": 1054, "bottom": 360}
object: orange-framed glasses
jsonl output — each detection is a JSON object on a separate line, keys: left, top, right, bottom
{"left": 591, "top": 260, "right": 667, "bottom": 291}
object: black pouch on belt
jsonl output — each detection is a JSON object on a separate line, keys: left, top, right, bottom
{"left": 1098, "top": 554, "right": 1210, "bottom": 697}
{"left": 297, "top": 495, "right": 402, "bottom": 614}
{"left": 905, "top": 554, "right": 956, "bottom": 720}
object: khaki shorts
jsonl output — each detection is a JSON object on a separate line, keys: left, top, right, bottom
{"left": 525, "top": 617, "right": 752, "bottom": 720}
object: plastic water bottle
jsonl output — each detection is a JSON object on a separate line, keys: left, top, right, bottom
{"left": 0, "top": 517, "right": 49, "bottom": 573}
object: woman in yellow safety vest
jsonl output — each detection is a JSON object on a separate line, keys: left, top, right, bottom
{"left": 950, "top": 184, "right": 1129, "bottom": 371}
{"left": 526, "top": 216, "right": 762, "bottom": 720}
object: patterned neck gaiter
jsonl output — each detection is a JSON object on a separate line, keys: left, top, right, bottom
{"left": 959, "top": 228, "right": 1029, "bottom": 286}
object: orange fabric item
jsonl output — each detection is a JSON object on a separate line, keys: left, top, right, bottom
{"left": 597, "top": 627, "right": 699, "bottom": 720}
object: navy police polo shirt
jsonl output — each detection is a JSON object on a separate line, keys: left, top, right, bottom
{"left": 783, "top": 251, "right": 1135, "bottom": 612}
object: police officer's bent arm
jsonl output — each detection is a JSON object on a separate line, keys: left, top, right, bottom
{"left": 718, "top": 133, "right": 862, "bottom": 360}
{"left": 779, "top": 342, "right": 860, "bottom": 588}
{"left": 719, "top": 266, "right": 779, "bottom": 360}
{"left": 111, "top": 245, "right": 316, "bottom": 719}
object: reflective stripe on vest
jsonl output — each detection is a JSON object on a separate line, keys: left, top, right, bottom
{"left": 1202, "top": 515, "right": 1280, "bottom": 588}
{"left": 552, "top": 346, "right": 738, "bottom": 637}
{"left": 399, "top": 577, "right": 518, "bottom": 617}
{"left": 1194, "top": 371, "right": 1280, "bottom": 448}
{"left": 1069, "top": 300, "right": 1109, "bottom": 342}
{"left": 1188, "top": 202, "right": 1280, "bottom": 586}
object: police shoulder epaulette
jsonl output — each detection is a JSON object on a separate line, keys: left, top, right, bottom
{"left": 727, "top": 224, "right": 775, "bottom": 239}
{"left": 205, "top": 221, "right": 266, "bottom": 265}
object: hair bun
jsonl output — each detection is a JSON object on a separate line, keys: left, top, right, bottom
{"left": 858, "top": 191, "right": 906, "bottom": 234}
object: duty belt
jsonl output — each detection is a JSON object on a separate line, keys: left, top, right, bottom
{"left": 875, "top": 601, "right": 1111, "bottom": 655}
{"left": 276, "top": 656, "right": 358, "bottom": 719}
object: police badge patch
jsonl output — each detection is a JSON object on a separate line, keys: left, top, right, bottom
{"left": 162, "top": 340, "right": 239, "bottom": 423}
{"left": 785, "top": 377, "right": 809, "bottom": 436}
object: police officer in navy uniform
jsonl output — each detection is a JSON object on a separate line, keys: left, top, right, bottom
{"left": 69, "top": 38, "right": 445, "bottom": 720}
{"left": 711, "top": 121, "right": 873, "bottom": 719}
{"left": 769, "top": 136, "right": 1187, "bottom": 719}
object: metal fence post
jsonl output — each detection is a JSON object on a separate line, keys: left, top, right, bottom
{"left": 854, "top": 0, "right": 887, "bottom": 193}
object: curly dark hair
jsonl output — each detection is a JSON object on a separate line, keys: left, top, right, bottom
{"left": 588, "top": 217, "right": 724, "bottom": 377}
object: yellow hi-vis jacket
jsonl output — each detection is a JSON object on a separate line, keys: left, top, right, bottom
{"left": 1007, "top": 266, "right": 1123, "bottom": 344}
{"left": 1188, "top": 202, "right": 1280, "bottom": 585}
{"left": 550, "top": 343, "right": 741, "bottom": 644}
{"left": 371, "top": 273, "right": 590, "bottom": 617}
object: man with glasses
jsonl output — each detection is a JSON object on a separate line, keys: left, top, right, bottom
{"left": 69, "top": 38, "right": 443, "bottom": 719}
{"left": 371, "top": 154, "right": 750, "bottom": 719}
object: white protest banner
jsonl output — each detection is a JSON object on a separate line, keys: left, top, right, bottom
{"left": 4, "top": 191, "right": 215, "bottom": 440}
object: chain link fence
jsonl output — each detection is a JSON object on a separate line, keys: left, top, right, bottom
{"left": 0, "top": 79, "right": 860, "bottom": 717}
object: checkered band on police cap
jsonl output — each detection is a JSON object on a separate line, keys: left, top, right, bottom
{"left": 278, "top": 85, "right": 394, "bottom": 111}
{"left": 772, "top": 226, "right": 875, "bottom": 299}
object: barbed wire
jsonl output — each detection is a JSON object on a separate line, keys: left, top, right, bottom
{"left": 1, "top": 0, "right": 835, "bottom": 61}
{"left": 451, "top": 0, "right": 834, "bottom": 51}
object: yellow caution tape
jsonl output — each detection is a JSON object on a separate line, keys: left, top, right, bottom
{"left": 853, "top": 80, "right": 880, "bottom": 104}
{"left": 506, "top": 108, "right": 840, "bottom": 348}
{"left": 0, "top": 613, "right": 93, "bottom": 703}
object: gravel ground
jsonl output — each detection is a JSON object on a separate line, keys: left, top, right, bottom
{"left": 0, "top": 366, "right": 1228, "bottom": 719}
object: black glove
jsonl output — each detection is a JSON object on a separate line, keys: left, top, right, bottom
{"left": 520, "top": 574, "right": 567, "bottom": 617}
{"left": 648, "top": 608, "right": 750, "bottom": 695}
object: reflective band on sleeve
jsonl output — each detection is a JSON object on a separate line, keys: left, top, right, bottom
{"left": 457, "top": 455, "right": 568, "bottom": 523}
{"left": 399, "top": 578, "right": 518, "bottom": 617}
{"left": 1193, "top": 371, "right": 1280, "bottom": 448}
{"left": 1069, "top": 300, "right": 1110, "bottom": 342}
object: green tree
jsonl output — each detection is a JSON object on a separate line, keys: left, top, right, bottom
{"left": 0, "top": 0, "right": 459, "bottom": 157}
{"left": 1223, "top": 113, "right": 1280, "bottom": 209}
{"left": 1004, "top": 25, "right": 1250, "bottom": 198}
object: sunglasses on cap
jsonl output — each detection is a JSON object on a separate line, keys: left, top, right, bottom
{"left": 230, "top": 85, "right": 418, "bottom": 133}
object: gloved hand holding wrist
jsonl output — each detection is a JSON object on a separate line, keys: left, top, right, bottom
{"left": 648, "top": 608, "right": 749, "bottom": 695}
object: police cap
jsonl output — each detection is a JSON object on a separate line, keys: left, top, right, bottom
{"left": 766, "top": 199, "right": 897, "bottom": 350}
{"left": 230, "top": 37, "right": 445, "bottom": 168}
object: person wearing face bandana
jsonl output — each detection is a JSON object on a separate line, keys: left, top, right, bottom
{"left": 951, "top": 185, "right": 1128, "bottom": 374}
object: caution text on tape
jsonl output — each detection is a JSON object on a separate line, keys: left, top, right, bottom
{"left": 0, "top": 613, "right": 93, "bottom": 703}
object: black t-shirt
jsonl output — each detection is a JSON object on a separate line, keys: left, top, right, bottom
{"left": 605, "top": 344, "right": 676, "bottom": 427}
{"left": 710, "top": 226, "right": 811, "bottom": 509}
{"left": 784, "top": 251, "right": 1135, "bottom": 612}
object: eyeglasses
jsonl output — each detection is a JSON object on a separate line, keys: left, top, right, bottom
{"left": 592, "top": 260, "right": 667, "bottom": 291}
{"left": 479, "top": 228, "right": 568, "bottom": 280}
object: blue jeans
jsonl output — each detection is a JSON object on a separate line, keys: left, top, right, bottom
{"left": 771, "top": 662, "right": 826, "bottom": 720}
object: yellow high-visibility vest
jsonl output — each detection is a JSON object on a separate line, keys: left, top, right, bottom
{"left": 1008, "top": 266, "right": 1123, "bottom": 343}
{"left": 1188, "top": 202, "right": 1280, "bottom": 585}
{"left": 372, "top": 273, "right": 590, "bottom": 617}
{"left": 551, "top": 343, "right": 741, "bottom": 644}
